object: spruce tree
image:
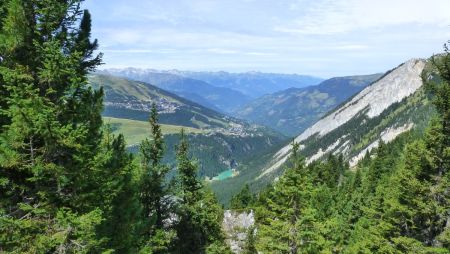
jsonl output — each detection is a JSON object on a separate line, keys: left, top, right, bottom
{"left": 420, "top": 42, "right": 450, "bottom": 248}
{"left": 256, "top": 142, "right": 319, "bottom": 253}
{"left": 95, "top": 130, "right": 141, "bottom": 253}
{"left": 0, "top": 0, "right": 134, "bottom": 252}
{"left": 230, "top": 183, "right": 255, "bottom": 210}
{"left": 174, "top": 130, "right": 225, "bottom": 254}
{"left": 139, "top": 103, "right": 172, "bottom": 251}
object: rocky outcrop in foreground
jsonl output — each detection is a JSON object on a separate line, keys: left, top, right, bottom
{"left": 222, "top": 210, "right": 255, "bottom": 254}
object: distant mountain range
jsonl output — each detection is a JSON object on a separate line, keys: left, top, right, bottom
{"left": 235, "top": 73, "right": 382, "bottom": 136}
{"left": 88, "top": 74, "right": 286, "bottom": 179}
{"left": 173, "top": 70, "right": 324, "bottom": 98}
{"left": 97, "top": 68, "right": 322, "bottom": 113}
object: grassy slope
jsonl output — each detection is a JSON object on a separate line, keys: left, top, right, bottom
{"left": 103, "top": 117, "right": 204, "bottom": 146}
{"left": 90, "top": 74, "right": 240, "bottom": 129}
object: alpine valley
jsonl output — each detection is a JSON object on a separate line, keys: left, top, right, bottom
{"left": 92, "top": 58, "right": 437, "bottom": 204}
{"left": 2, "top": 2, "right": 449, "bottom": 253}
{"left": 216, "top": 58, "right": 436, "bottom": 199}
{"left": 88, "top": 74, "right": 287, "bottom": 179}
{"left": 235, "top": 73, "right": 382, "bottom": 136}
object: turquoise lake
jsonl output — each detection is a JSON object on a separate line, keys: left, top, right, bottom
{"left": 213, "top": 169, "right": 233, "bottom": 181}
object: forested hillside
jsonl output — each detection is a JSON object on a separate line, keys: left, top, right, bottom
{"left": 227, "top": 47, "right": 450, "bottom": 253}
{"left": 215, "top": 59, "right": 435, "bottom": 204}
{"left": 230, "top": 51, "right": 450, "bottom": 252}
{"left": 255, "top": 58, "right": 431, "bottom": 183}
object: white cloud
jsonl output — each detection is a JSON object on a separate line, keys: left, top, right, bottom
{"left": 85, "top": 0, "right": 450, "bottom": 76}
{"left": 245, "top": 52, "right": 277, "bottom": 56}
{"left": 276, "top": 0, "right": 450, "bottom": 35}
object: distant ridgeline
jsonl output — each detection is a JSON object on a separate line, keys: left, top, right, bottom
{"left": 98, "top": 68, "right": 323, "bottom": 113}
{"left": 88, "top": 74, "right": 287, "bottom": 179}
{"left": 234, "top": 73, "right": 382, "bottom": 136}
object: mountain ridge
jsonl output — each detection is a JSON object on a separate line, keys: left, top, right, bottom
{"left": 97, "top": 69, "right": 252, "bottom": 113}
{"left": 234, "top": 73, "right": 382, "bottom": 136}
{"left": 258, "top": 58, "right": 427, "bottom": 178}
{"left": 99, "top": 68, "right": 324, "bottom": 112}
{"left": 175, "top": 70, "right": 324, "bottom": 98}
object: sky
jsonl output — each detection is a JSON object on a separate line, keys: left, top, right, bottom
{"left": 83, "top": 0, "right": 450, "bottom": 78}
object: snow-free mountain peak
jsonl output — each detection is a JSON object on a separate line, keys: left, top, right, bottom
{"left": 259, "top": 58, "right": 427, "bottom": 178}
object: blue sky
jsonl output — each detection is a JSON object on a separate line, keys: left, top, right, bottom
{"left": 83, "top": 0, "right": 450, "bottom": 78}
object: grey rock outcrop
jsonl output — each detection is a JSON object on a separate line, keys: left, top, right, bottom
{"left": 222, "top": 210, "right": 255, "bottom": 254}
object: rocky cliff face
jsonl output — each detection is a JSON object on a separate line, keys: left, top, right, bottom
{"left": 222, "top": 210, "right": 255, "bottom": 253}
{"left": 259, "top": 59, "right": 427, "bottom": 178}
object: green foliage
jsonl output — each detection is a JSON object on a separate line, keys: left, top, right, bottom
{"left": 95, "top": 130, "right": 141, "bottom": 253}
{"left": 140, "top": 103, "right": 171, "bottom": 233}
{"left": 230, "top": 184, "right": 255, "bottom": 210}
{"left": 205, "top": 240, "right": 233, "bottom": 254}
{"left": 242, "top": 227, "right": 258, "bottom": 254}
{"left": 247, "top": 44, "right": 450, "bottom": 253}
{"left": 256, "top": 142, "right": 327, "bottom": 253}
{"left": 173, "top": 130, "right": 226, "bottom": 253}
{"left": 0, "top": 1, "right": 138, "bottom": 252}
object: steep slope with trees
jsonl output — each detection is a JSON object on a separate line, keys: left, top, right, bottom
{"left": 258, "top": 58, "right": 430, "bottom": 180}
{"left": 230, "top": 46, "right": 449, "bottom": 253}
{"left": 214, "top": 58, "right": 433, "bottom": 204}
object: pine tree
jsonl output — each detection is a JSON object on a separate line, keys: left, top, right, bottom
{"left": 420, "top": 42, "right": 450, "bottom": 249}
{"left": 230, "top": 184, "right": 255, "bottom": 210}
{"left": 95, "top": 130, "right": 142, "bottom": 253}
{"left": 174, "top": 130, "right": 225, "bottom": 254}
{"left": 0, "top": 0, "right": 128, "bottom": 252}
{"left": 139, "top": 103, "right": 173, "bottom": 251}
{"left": 256, "top": 142, "right": 320, "bottom": 253}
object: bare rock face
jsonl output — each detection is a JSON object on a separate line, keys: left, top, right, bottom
{"left": 349, "top": 123, "right": 414, "bottom": 167}
{"left": 259, "top": 59, "right": 426, "bottom": 178}
{"left": 222, "top": 210, "right": 255, "bottom": 254}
